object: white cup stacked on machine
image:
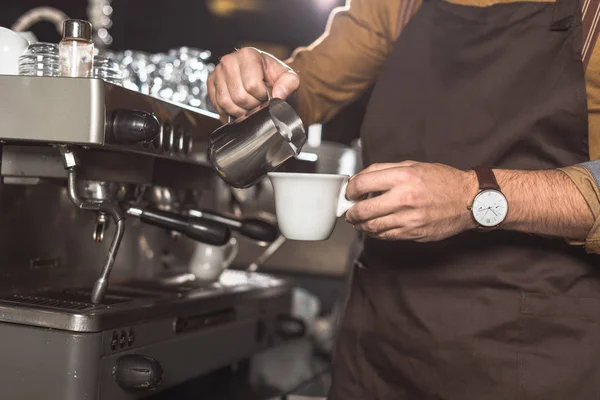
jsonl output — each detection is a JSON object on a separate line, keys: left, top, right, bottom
{"left": 0, "top": 27, "right": 29, "bottom": 75}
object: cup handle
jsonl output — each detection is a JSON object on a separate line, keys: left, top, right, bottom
{"left": 222, "top": 239, "right": 239, "bottom": 269}
{"left": 336, "top": 179, "right": 356, "bottom": 217}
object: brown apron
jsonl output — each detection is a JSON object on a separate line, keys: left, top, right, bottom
{"left": 328, "top": 0, "right": 600, "bottom": 398}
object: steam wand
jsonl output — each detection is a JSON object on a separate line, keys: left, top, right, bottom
{"left": 60, "top": 147, "right": 126, "bottom": 304}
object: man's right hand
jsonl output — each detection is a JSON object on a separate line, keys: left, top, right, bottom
{"left": 207, "top": 48, "right": 300, "bottom": 120}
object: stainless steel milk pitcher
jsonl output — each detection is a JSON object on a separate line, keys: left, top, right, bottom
{"left": 207, "top": 94, "right": 307, "bottom": 189}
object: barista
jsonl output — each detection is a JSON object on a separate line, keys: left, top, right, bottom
{"left": 209, "top": 0, "right": 600, "bottom": 398}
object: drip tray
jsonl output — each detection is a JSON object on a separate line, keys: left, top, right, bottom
{"left": 0, "top": 287, "right": 162, "bottom": 313}
{"left": 0, "top": 271, "right": 292, "bottom": 332}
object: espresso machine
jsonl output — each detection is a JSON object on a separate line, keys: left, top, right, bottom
{"left": 0, "top": 75, "right": 298, "bottom": 399}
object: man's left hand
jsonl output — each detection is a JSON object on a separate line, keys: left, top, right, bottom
{"left": 345, "top": 161, "right": 478, "bottom": 242}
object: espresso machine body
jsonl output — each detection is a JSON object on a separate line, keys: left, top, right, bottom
{"left": 0, "top": 75, "right": 294, "bottom": 399}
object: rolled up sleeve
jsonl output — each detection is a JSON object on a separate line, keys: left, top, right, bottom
{"left": 560, "top": 163, "right": 600, "bottom": 254}
{"left": 286, "top": 0, "right": 402, "bottom": 126}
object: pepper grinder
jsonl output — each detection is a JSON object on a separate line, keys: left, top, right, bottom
{"left": 59, "top": 19, "right": 94, "bottom": 78}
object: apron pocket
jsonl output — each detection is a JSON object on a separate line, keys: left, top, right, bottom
{"left": 518, "top": 292, "right": 600, "bottom": 400}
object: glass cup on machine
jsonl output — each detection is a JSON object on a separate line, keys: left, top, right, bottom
{"left": 18, "top": 42, "right": 60, "bottom": 76}
{"left": 18, "top": 43, "right": 123, "bottom": 86}
{"left": 93, "top": 54, "right": 123, "bottom": 86}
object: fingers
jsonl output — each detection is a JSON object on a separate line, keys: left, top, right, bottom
{"left": 207, "top": 47, "right": 298, "bottom": 119}
{"left": 355, "top": 215, "right": 401, "bottom": 236}
{"left": 207, "top": 73, "right": 223, "bottom": 116}
{"left": 345, "top": 194, "right": 399, "bottom": 224}
{"left": 213, "top": 66, "right": 248, "bottom": 118}
{"left": 367, "top": 228, "right": 406, "bottom": 241}
{"left": 357, "top": 161, "right": 419, "bottom": 175}
{"left": 346, "top": 167, "right": 410, "bottom": 201}
{"left": 351, "top": 214, "right": 424, "bottom": 242}
{"left": 359, "top": 163, "right": 402, "bottom": 174}
{"left": 222, "top": 57, "right": 264, "bottom": 111}
{"left": 238, "top": 49, "right": 270, "bottom": 101}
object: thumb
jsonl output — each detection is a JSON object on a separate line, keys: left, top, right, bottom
{"left": 260, "top": 53, "right": 299, "bottom": 100}
{"left": 272, "top": 71, "right": 300, "bottom": 100}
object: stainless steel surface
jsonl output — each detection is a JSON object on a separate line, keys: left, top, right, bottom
{"left": 0, "top": 75, "right": 220, "bottom": 156}
{"left": 0, "top": 145, "right": 217, "bottom": 190}
{"left": 0, "top": 270, "right": 291, "bottom": 332}
{"left": 63, "top": 148, "right": 126, "bottom": 304}
{"left": 208, "top": 98, "right": 307, "bottom": 188}
{"left": 0, "top": 75, "right": 105, "bottom": 144}
{"left": 0, "top": 272, "right": 293, "bottom": 400}
{"left": 79, "top": 180, "right": 117, "bottom": 201}
{"left": 63, "top": 19, "right": 92, "bottom": 41}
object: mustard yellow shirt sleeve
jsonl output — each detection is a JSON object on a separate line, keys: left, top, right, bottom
{"left": 560, "top": 165, "right": 600, "bottom": 254}
{"left": 286, "top": 0, "right": 402, "bottom": 126}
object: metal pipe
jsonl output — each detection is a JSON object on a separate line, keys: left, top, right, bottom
{"left": 61, "top": 147, "right": 126, "bottom": 304}
{"left": 247, "top": 234, "right": 286, "bottom": 272}
{"left": 11, "top": 7, "right": 68, "bottom": 34}
{"left": 91, "top": 218, "right": 125, "bottom": 303}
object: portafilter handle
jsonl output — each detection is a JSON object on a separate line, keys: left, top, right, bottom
{"left": 127, "top": 207, "right": 231, "bottom": 246}
{"left": 188, "top": 209, "right": 279, "bottom": 243}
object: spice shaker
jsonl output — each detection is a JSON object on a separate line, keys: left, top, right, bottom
{"left": 59, "top": 20, "right": 94, "bottom": 78}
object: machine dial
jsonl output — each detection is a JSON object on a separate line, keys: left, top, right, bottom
{"left": 112, "top": 354, "right": 163, "bottom": 392}
{"left": 110, "top": 110, "right": 160, "bottom": 144}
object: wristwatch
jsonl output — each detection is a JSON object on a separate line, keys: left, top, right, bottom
{"left": 468, "top": 166, "right": 509, "bottom": 230}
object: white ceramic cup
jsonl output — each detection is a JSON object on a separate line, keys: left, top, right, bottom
{"left": 189, "top": 237, "right": 239, "bottom": 282}
{"left": 0, "top": 27, "right": 29, "bottom": 75}
{"left": 267, "top": 172, "right": 356, "bottom": 241}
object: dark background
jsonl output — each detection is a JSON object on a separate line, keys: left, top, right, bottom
{"left": 0, "top": 0, "right": 369, "bottom": 144}
{"left": 1, "top": 0, "right": 342, "bottom": 57}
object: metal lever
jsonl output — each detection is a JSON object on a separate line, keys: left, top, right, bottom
{"left": 127, "top": 207, "right": 231, "bottom": 246}
{"left": 188, "top": 209, "right": 279, "bottom": 243}
{"left": 247, "top": 234, "right": 286, "bottom": 272}
{"left": 60, "top": 147, "right": 126, "bottom": 304}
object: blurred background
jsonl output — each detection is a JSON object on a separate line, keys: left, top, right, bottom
{"left": 1, "top": 0, "right": 368, "bottom": 144}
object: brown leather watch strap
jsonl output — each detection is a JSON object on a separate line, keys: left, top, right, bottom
{"left": 473, "top": 166, "right": 500, "bottom": 191}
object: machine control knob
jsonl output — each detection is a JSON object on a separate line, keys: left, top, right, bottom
{"left": 110, "top": 110, "right": 160, "bottom": 144}
{"left": 112, "top": 354, "right": 163, "bottom": 392}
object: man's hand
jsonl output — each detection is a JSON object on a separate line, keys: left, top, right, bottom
{"left": 345, "top": 162, "right": 595, "bottom": 243}
{"left": 345, "top": 161, "right": 478, "bottom": 242}
{"left": 207, "top": 48, "right": 299, "bottom": 120}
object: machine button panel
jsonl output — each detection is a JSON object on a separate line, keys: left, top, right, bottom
{"left": 111, "top": 331, "right": 119, "bottom": 350}
{"left": 127, "top": 328, "right": 135, "bottom": 347}
{"left": 119, "top": 330, "right": 127, "bottom": 349}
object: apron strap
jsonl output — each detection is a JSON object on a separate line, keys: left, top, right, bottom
{"left": 395, "top": 0, "right": 421, "bottom": 39}
{"left": 582, "top": 0, "right": 600, "bottom": 69}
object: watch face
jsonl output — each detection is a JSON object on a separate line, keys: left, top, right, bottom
{"left": 472, "top": 190, "right": 508, "bottom": 227}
